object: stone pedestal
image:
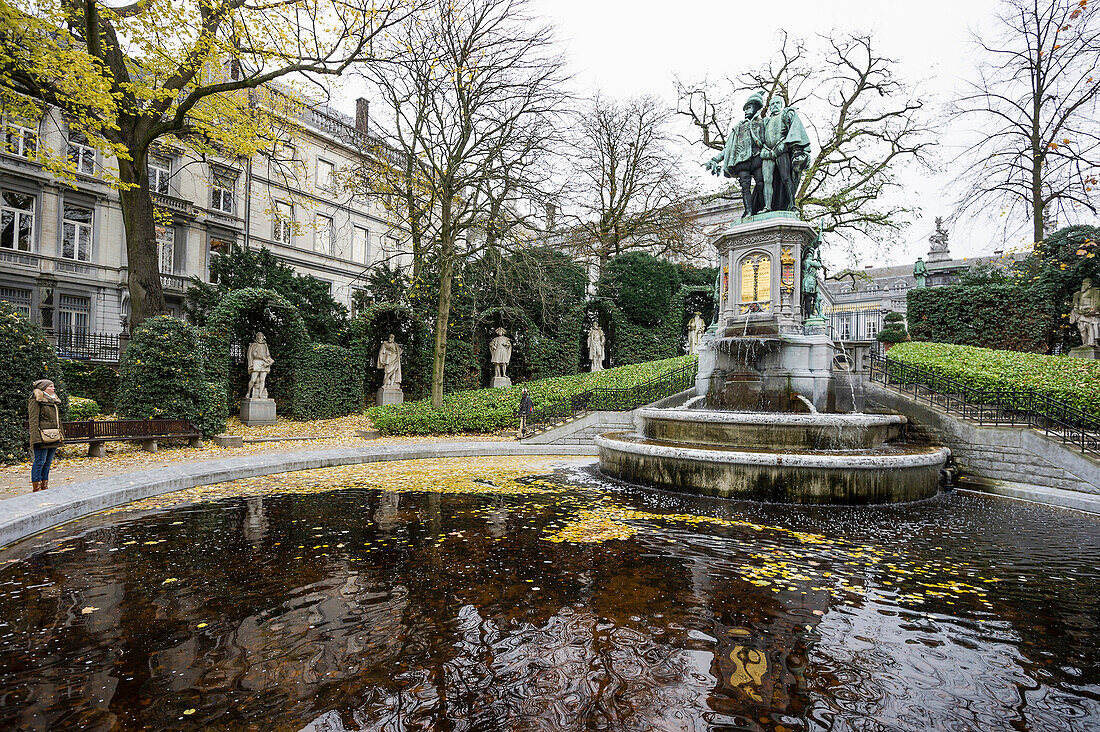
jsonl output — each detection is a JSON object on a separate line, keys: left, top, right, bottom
{"left": 490, "top": 376, "right": 512, "bottom": 389}
{"left": 240, "top": 398, "right": 277, "bottom": 426}
{"left": 1069, "top": 345, "right": 1100, "bottom": 360}
{"left": 376, "top": 387, "right": 404, "bottom": 406}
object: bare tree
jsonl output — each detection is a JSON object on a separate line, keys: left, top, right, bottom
{"left": 1, "top": 0, "right": 416, "bottom": 323}
{"left": 356, "top": 0, "right": 566, "bottom": 407}
{"left": 676, "top": 32, "right": 935, "bottom": 251}
{"left": 955, "top": 0, "right": 1100, "bottom": 245}
{"left": 562, "top": 94, "right": 699, "bottom": 271}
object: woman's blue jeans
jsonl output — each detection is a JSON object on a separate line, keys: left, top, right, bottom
{"left": 31, "top": 446, "right": 57, "bottom": 482}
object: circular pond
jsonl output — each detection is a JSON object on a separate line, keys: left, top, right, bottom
{"left": 1, "top": 456, "right": 1098, "bottom": 731}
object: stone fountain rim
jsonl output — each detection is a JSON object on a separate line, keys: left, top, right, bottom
{"left": 595, "top": 433, "right": 948, "bottom": 469}
{"left": 637, "top": 408, "right": 907, "bottom": 427}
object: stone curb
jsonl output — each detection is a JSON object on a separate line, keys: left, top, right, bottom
{"left": 0, "top": 443, "right": 597, "bottom": 549}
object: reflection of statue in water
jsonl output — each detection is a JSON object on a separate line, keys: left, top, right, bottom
{"left": 686, "top": 311, "right": 706, "bottom": 354}
{"left": 377, "top": 334, "right": 403, "bottom": 388}
{"left": 246, "top": 332, "right": 275, "bottom": 399}
{"left": 587, "top": 324, "right": 606, "bottom": 371}
{"left": 913, "top": 257, "right": 928, "bottom": 288}
{"left": 801, "top": 244, "right": 824, "bottom": 321}
{"left": 1070, "top": 278, "right": 1100, "bottom": 347}
{"left": 489, "top": 328, "right": 513, "bottom": 378}
{"left": 706, "top": 93, "right": 765, "bottom": 216}
{"left": 755, "top": 96, "right": 812, "bottom": 212}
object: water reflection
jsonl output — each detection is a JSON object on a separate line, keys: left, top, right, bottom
{"left": 0, "top": 457, "right": 1097, "bottom": 731}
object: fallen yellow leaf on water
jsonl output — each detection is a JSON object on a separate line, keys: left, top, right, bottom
{"left": 183, "top": 709, "right": 196, "bottom": 715}
{"left": 162, "top": 578, "right": 178, "bottom": 584}
{"left": 196, "top": 623, "right": 208, "bottom": 628}
{"left": 81, "top": 606, "right": 97, "bottom": 614}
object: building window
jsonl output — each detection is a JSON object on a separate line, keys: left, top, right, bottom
{"left": 353, "top": 226, "right": 369, "bottom": 264}
{"left": 0, "top": 286, "right": 31, "bottom": 317}
{"left": 273, "top": 202, "right": 293, "bottom": 245}
{"left": 2, "top": 117, "right": 38, "bottom": 159}
{"left": 61, "top": 204, "right": 93, "bottom": 262}
{"left": 866, "top": 319, "right": 879, "bottom": 339}
{"left": 315, "top": 214, "right": 334, "bottom": 255}
{"left": 840, "top": 318, "right": 851, "bottom": 340}
{"left": 317, "top": 159, "right": 335, "bottom": 189}
{"left": 67, "top": 131, "right": 95, "bottom": 175}
{"left": 148, "top": 155, "right": 171, "bottom": 195}
{"left": 1, "top": 190, "right": 35, "bottom": 252}
{"left": 156, "top": 223, "right": 175, "bottom": 274}
{"left": 57, "top": 294, "right": 90, "bottom": 334}
{"left": 211, "top": 170, "right": 236, "bottom": 213}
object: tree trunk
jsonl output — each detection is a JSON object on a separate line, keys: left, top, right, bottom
{"left": 431, "top": 236, "right": 454, "bottom": 409}
{"left": 117, "top": 154, "right": 166, "bottom": 324}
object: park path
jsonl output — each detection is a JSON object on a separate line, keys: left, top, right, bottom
{"left": 1, "top": 414, "right": 510, "bottom": 499}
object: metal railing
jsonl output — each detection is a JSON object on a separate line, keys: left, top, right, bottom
{"left": 55, "top": 329, "right": 121, "bottom": 362}
{"left": 528, "top": 361, "right": 698, "bottom": 433}
{"left": 869, "top": 353, "right": 1099, "bottom": 456}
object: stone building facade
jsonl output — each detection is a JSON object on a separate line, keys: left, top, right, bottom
{"left": 1, "top": 93, "right": 406, "bottom": 357}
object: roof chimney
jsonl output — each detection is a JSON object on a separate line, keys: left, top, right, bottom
{"left": 355, "top": 97, "right": 369, "bottom": 134}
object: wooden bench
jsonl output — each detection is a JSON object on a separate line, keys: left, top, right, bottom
{"left": 60, "top": 419, "right": 203, "bottom": 457}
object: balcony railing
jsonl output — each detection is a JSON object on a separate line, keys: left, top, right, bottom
{"left": 55, "top": 329, "right": 121, "bottom": 362}
{"left": 160, "top": 273, "right": 191, "bottom": 292}
{"left": 151, "top": 191, "right": 195, "bottom": 217}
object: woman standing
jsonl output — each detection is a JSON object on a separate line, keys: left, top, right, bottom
{"left": 28, "top": 379, "right": 64, "bottom": 492}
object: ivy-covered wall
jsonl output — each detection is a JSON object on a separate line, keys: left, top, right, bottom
{"left": 60, "top": 359, "right": 119, "bottom": 412}
{"left": 0, "top": 303, "right": 69, "bottom": 464}
{"left": 292, "top": 343, "right": 365, "bottom": 419}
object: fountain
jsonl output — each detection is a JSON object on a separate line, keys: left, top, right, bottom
{"left": 597, "top": 213, "right": 949, "bottom": 504}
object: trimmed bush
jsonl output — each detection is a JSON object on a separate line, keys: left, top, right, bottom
{"left": 889, "top": 341, "right": 1100, "bottom": 417}
{"left": 367, "top": 355, "right": 695, "bottom": 435}
{"left": 292, "top": 343, "right": 365, "bottom": 419}
{"left": 0, "top": 302, "right": 68, "bottom": 463}
{"left": 877, "top": 311, "right": 910, "bottom": 345}
{"left": 68, "top": 397, "right": 99, "bottom": 421}
{"left": 117, "top": 316, "right": 228, "bottom": 436}
{"left": 60, "top": 359, "right": 119, "bottom": 412}
{"left": 907, "top": 284, "right": 1052, "bottom": 353}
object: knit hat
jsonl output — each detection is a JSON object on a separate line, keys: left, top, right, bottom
{"left": 33, "top": 379, "right": 54, "bottom": 391}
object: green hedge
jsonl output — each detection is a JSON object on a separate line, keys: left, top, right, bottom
{"left": 367, "top": 355, "right": 696, "bottom": 435}
{"left": 906, "top": 284, "right": 1052, "bottom": 353}
{"left": 0, "top": 303, "right": 69, "bottom": 463}
{"left": 292, "top": 343, "right": 365, "bottom": 419}
{"left": 60, "top": 359, "right": 118, "bottom": 412}
{"left": 889, "top": 342, "right": 1100, "bottom": 417}
{"left": 117, "top": 316, "right": 228, "bottom": 437}
{"left": 68, "top": 397, "right": 100, "bottom": 421}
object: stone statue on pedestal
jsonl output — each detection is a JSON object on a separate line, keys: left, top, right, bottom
{"left": 246, "top": 332, "right": 275, "bottom": 399}
{"left": 1069, "top": 278, "right": 1100, "bottom": 350}
{"left": 489, "top": 328, "right": 513, "bottom": 387}
{"left": 687, "top": 311, "right": 706, "bottom": 354}
{"left": 377, "top": 334, "right": 403, "bottom": 388}
{"left": 587, "top": 324, "right": 606, "bottom": 372}
{"left": 240, "top": 332, "right": 276, "bottom": 425}
{"left": 928, "top": 217, "right": 951, "bottom": 262}
{"left": 913, "top": 257, "right": 928, "bottom": 288}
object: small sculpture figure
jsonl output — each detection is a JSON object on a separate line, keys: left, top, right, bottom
{"left": 706, "top": 93, "right": 765, "bottom": 216}
{"left": 377, "top": 334, "right": 403, "bottom": 388}
{"left": 489, "top": 327, "right": 513, "bottom": 379}
{"left": 755, "top": 96, "right": 812, "bottom": 212}
{"left": 246, "top": 332, "right": 275, "bottom": 399}
{"left": 686, "top": 311, "right": 706, "bottom": 354}
{"left": 801, "top": 244, "right": 824, "bottom": 321}
{"left": 587, "top": 323, "right": 606, "bottom": 372}
{"left": 1070, "top": 278, "right": 1100, "bottom": 347}
{"left": 928, "top": 217, "right": 950, "bottom": 256}
{"left": 913, "top": 257, "right": 928, "bottom": 288}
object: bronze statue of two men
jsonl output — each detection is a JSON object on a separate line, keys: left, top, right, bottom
{"left": 705, "top": 93, "right": 812, "bottom": 217}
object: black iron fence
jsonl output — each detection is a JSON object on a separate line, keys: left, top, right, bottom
{"left": 528, "top": 361, "right": 698, "bottom": 432}
{"left": 55, "top": 329, "right": 121, "bottom": 362}
{"left": 869, "top": 352, "right": 1099, "bottom": 456}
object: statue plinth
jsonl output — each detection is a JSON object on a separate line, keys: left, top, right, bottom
{"left": 490, "top": 376, "right": 512, "bottom": 389}
{"left": 376, "top": 387, "right": 404, "bottom": 406}
{"left": 239, "top": 398, "right": 276, "bottom": 426}
{"left": 1069, "top": 345, "right": 1100, "bottom": 360}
